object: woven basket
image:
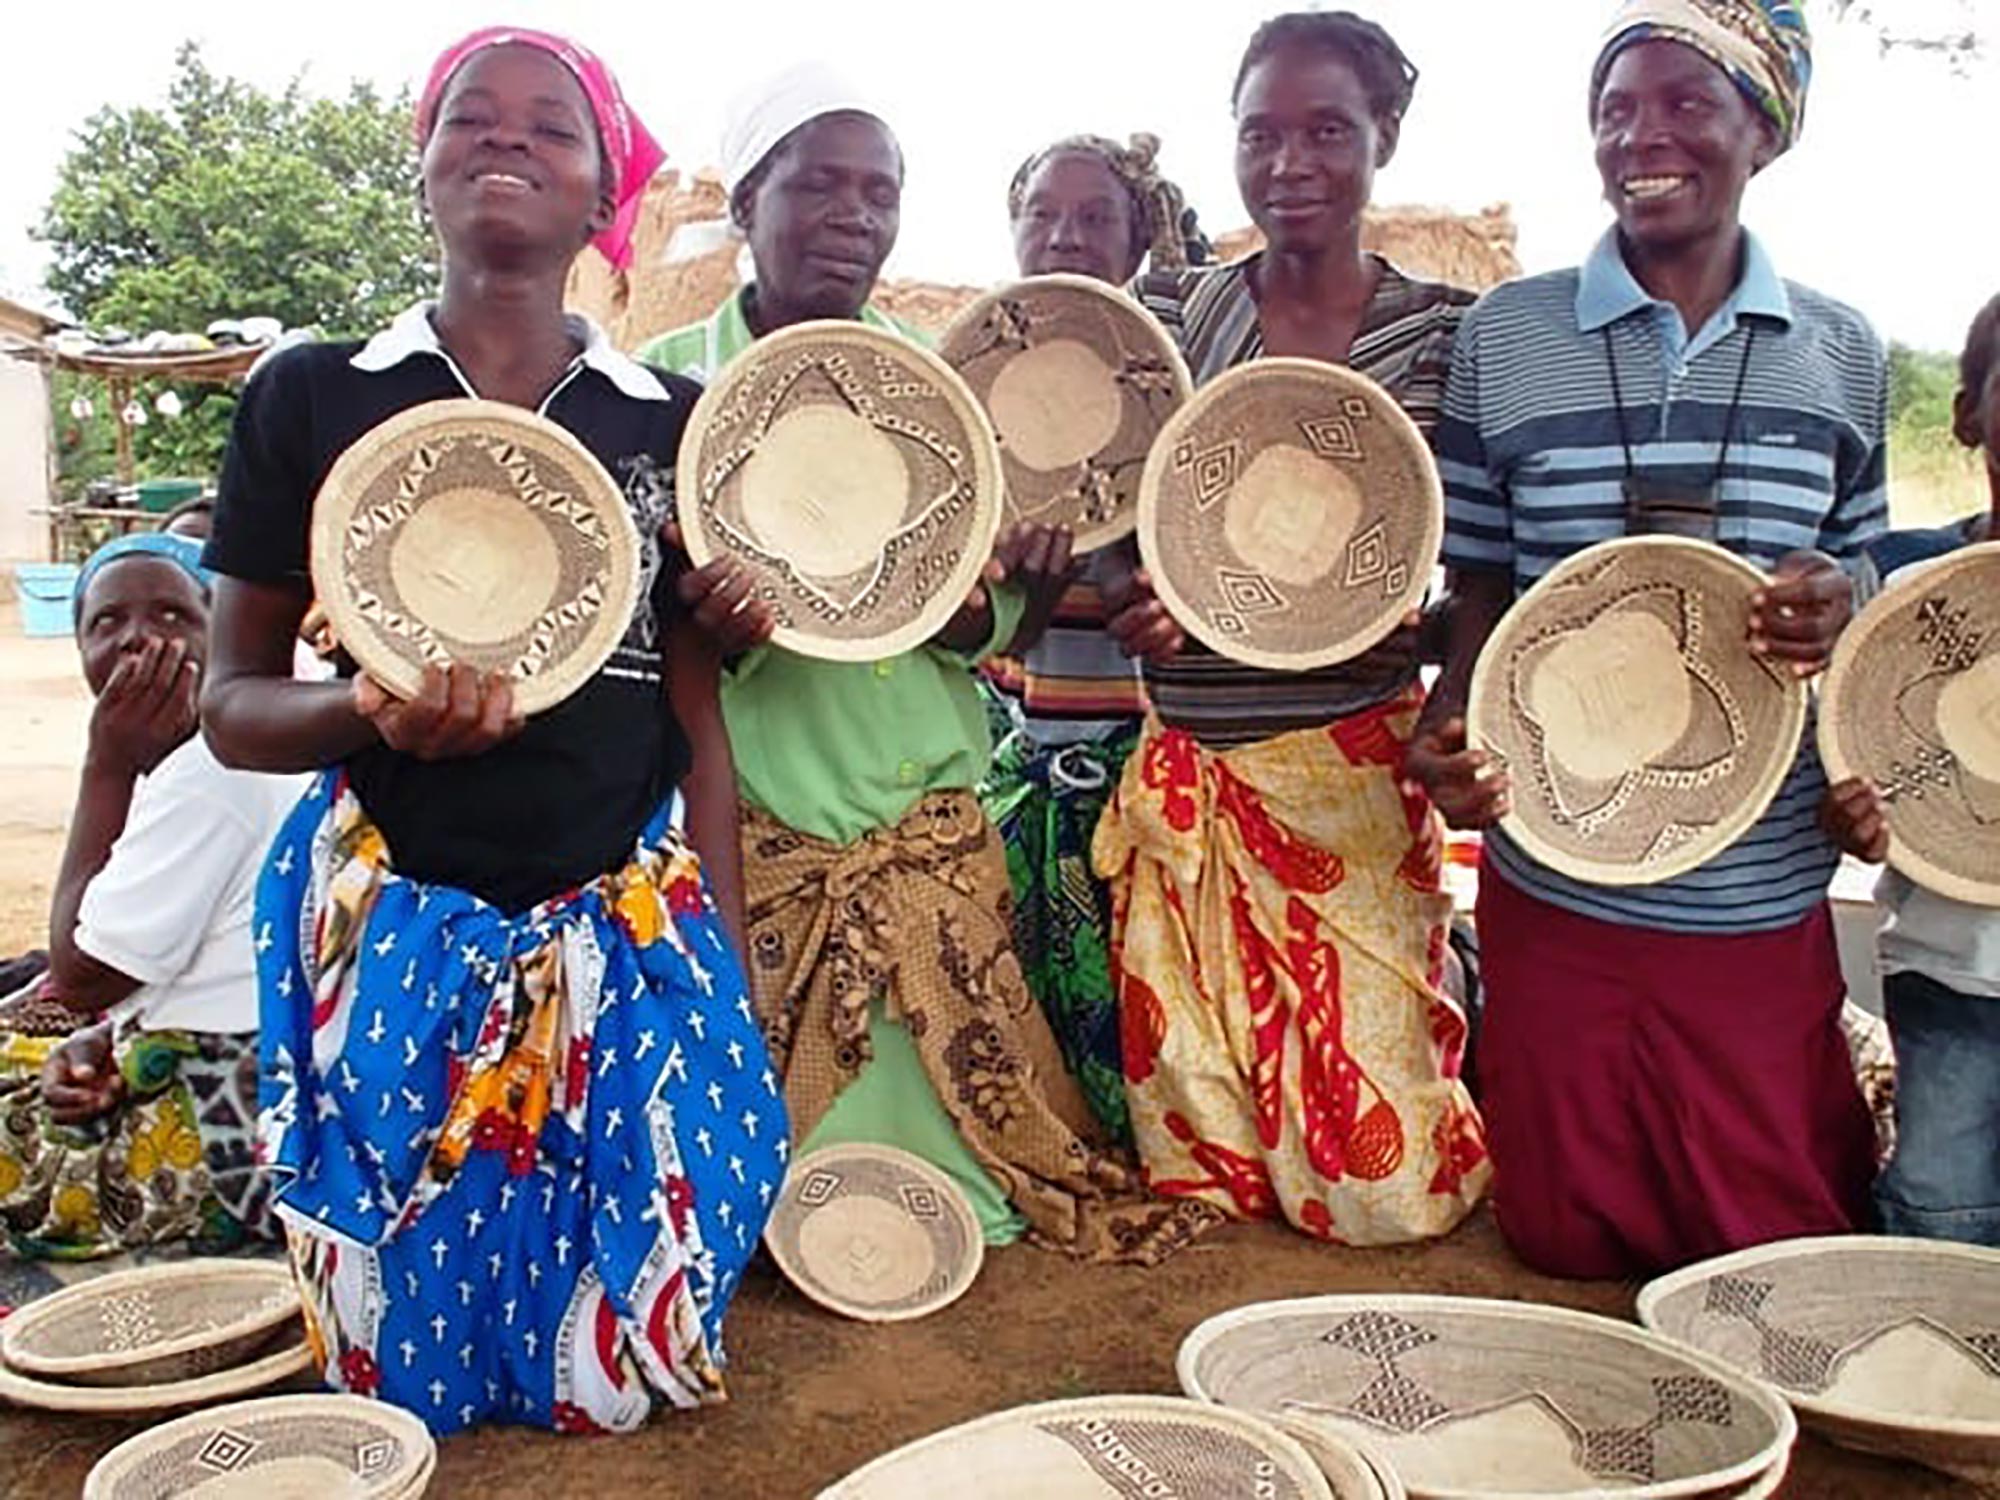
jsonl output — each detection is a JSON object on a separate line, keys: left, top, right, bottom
{"left": 83, "top": 1393, "right": 436, "bottom": 1499}
{"left": 1639, "top": 1234, "right": 2000, "bottom": 1484}
{"left": 819, "top": 1394, "right": 1336, "bottom": 1498}
{"left": 1178, "top": 1295, "right": 1795, "bottom": 1499}
{"left": 0, "top": 1335, "right": 311, "bottom": 1415}
{"left": 1, "top": 1259, "right": 302, "bottom": 1388}
{"left": 676, "top": 319, "right": 1004, "bottom": 663}
{"left": 939, "top": 273, "right": 1191, "bottom": 552}
{"left": 764, "top": 1143, "right": 985, "bottom": 1323}
{"left": 1819, "top": 540, "right": 2000, "bottom": 907}
{"left": 1466, "top": 536, "right": 1807, "bottom": 886}
{"left": 1136, "top": 358, "right": 1441, "bottom": 673}
{"left": 309, "top": 398, "right": 641, "bottom": 718}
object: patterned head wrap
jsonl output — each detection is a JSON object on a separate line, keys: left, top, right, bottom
{"left": 416, "top": 27, "right": 666, "bottom": 270}
{"left": 73, "top": 533, "right": 212, "bottom": 626}
{"left": 1007, "top": 133, "right": 1200, "bottom": 273}
{"left": 1591, "top": 0, "right": 1813, "bottom": 154}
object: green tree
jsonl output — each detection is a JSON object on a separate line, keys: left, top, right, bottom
{"left": 38, "top": 42, "right": 440, "bottom": 486}
{"left": 1889, "top": 343, "right": 1959, "bottom": 436}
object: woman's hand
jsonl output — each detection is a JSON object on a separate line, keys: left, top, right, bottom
{"left": 1750, "top": 551, "right": 1852, "bottom": 677}
{"left": 1403, "top": 716, "right": 1511, "bottom": 830}
{"left": 1821, "top": 777, "right": 1890, "bottom": 863}
{"left": 932, "top": 553, "right": 1009, "bottom": 652}
{"left": 664, "top": 519, "right": 774, "bottom": 656}
{"left": 354, "top": 663, "right": 521, "bottom": 760}
{"left": 88, "top": 636, "right": 199, "bottom": 776}
{"left": 1104, "top": 566, "right": 1185, "bottom": 665}
{"left": 996, "top": 522, "right": 1077, "bottom": 654}
{"left": 41, "top": 1023, "right": 122, "bottom": 1125}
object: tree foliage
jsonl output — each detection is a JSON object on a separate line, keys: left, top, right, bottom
{"left": 38, "top": 42, "right": 440, "bottom": 485}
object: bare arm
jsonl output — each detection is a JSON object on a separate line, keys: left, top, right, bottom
{"left": 202, "top": 576, "right": 518, "bottom": 769}
{"left": 1405, "top": 568, "right": 1514, "bottom": 829}
{"left": 49, "top": 761, "right": 143, "bottom": 1013}
{"left": 200, "top": 576, "right": 376, "bottom": 772}
{"left": 667, "top": 614, "right": 748, "bottom": 966}
{"left": 1419, "top": 568, "right": 1511, "bottom": 731}
{"left": 996, "top": 523, "right": 1076, "bottom": 655}
{"left": 50, "top": 638, "right": 200, "bottom": 1012}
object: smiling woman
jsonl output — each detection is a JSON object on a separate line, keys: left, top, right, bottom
{"left": 1091, "top": 11, "right": 1493, "bottom": 1251}
{"left": 1419, "top": 0, "right": 1888, "bottom": 1282}
{"left": 194, "top": 25, "right": 788, "bottom": 1439}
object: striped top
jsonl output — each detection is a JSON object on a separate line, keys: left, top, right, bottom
{"left": 1438, "top": 230, "right": 1889, "bottom": 933}
{"left": 1131, "top": 255, "right": 1471, "bottom": 748}
{"left": 1001, "top": 559, "right": 1149, "bottom": 748}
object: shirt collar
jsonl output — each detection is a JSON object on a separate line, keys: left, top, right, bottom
{"left": 350, "top": 302, "right": 672, "bottom": 404}
{"left": 1575, "top": 228, "right": 1792, "bottom": 334}
{"left": 703, "top": 286, "right": 918, "bottom": 369}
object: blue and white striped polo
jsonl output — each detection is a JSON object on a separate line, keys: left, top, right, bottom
{"left": 1437, "top": 229, "right": 1889, "bottom": 933}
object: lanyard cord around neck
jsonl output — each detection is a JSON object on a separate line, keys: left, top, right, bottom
{"left": 1602, "top": 322, "right": 1758, "bottom": 490}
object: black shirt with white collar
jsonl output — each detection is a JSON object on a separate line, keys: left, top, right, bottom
{"left": 206, "top": 306, "right": 701, "bottom": 912}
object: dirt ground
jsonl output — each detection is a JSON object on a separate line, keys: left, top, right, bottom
{"left": 2, "top": 1218, "right": 1987, "bottom": 1498}
{"left": 0, "top": 602, "right": 1988, "bottom": 1499}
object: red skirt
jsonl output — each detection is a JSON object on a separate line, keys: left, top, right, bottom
{"left": 1476, "top": 861, "right": 1874, "bottom": 1280}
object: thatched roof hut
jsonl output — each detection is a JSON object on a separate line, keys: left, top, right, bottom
{"left": 566, "top": 169, "right": 1520, "bottom": 350}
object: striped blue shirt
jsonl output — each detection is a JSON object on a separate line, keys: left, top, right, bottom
{"left": 1438, "top": 230, "right": 1888, "bottom": 933}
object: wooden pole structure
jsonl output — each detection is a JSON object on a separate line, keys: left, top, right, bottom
{"left": 109, "top": 375, "right": 134, "bottom": 485}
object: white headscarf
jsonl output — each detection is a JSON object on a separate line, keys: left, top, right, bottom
{"left": 719, "top": 61, "right": 888, "bottom": 199}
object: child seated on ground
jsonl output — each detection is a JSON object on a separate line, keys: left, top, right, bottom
{"left": 0, "top": 535, "right": 304, "bottom": 1258}
{"left": 1823, "top": 293, "right": 2000, "bottom": 1246}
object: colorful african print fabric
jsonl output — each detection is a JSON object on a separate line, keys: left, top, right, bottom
{"left": 1595, "top": 0, "right": 1813, "bottom": 151}
{"left": 257, "top": 776, "right": 785, "bottom": 1436}
{"left": 741, "top": 792, "right": 1219, "bottom": 1265}
{"left": 1092, "top": 693, "right": 1491, "bottom": 1245}
{"left": 0, "top": 990, "right": 71, "bottom": 1093}
{"left": 0, "top": 1026, "right": 271, "bottom": 1260}
{"left": 982, "top": 727, "right": 1140, "bottom": 1147}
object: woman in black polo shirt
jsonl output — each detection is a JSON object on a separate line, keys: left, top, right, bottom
{"left": 198, "top": 27, "right": 784, "bottom": 1436}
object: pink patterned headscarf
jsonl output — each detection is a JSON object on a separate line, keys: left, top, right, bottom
{"left": 416, "top": 26, "right": 665, "bottom": 270}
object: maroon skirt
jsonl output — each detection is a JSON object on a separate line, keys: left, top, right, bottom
{"left": 1475, "top": 861, "right": 1874, "bottom": 1280}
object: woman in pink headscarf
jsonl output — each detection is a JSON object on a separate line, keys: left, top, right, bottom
{"left": 199, "top": 29, "right": 785, "bottom": 1435}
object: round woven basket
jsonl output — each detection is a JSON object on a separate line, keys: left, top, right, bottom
{"left": 819, "top": 1394, "right": 1336, "bottom": 1498}
{"left": 676, "top": 319, "right": 1004, "bottom": 662}
{"left": 0, "top": 1334, "right": 312, "bottom": 1415}
{"left": 764, "top": 1142, "right": 985, "bottom": 1323}
{"left": 0, "top": 1259, "right": 302, "bottom": 1388}
{"left": 1136, "top": 357, "right": 1440, "bottom": 672}
{"left": 1639, "top": 1234, "right": 2000, "bottom": 1484}
{"left": 1819, "top": 540, "right": 2000, "bottom": 906}
{"left": 938, "top": 274, "right": 1191, "bottom": 552}
{"left": 309, "top": 397, "right": 640, "bottom": 717}
{"left": 83, "top": 1393, "right": 436, "bottom": 1499}
{"left": 1177, "top": 1294, "right": 1796, "bottom": 1499}
{"left": 1467, "top": 536, "right": 1808, "bottom": 886}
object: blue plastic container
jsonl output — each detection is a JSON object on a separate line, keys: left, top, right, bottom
{"left": 14, "top": 562, "right": 81, "bottom": 638}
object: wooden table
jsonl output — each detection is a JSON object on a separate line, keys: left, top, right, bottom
{"left": 32, "top": 505, "right": 166, "bottom": 563}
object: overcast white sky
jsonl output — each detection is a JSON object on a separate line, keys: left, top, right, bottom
{"left": 5, "top": 0, "right": 1995, "bottom": 350}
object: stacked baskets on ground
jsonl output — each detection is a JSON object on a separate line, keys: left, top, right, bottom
{"left": 0, "top": 1258, "right": 437, "bottom": 1497}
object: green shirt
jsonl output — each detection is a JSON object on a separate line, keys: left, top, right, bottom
{"left": 641, "top": 290, "right": 1023, "bottom": 845}
{"left": 636, "top": 286, "right": 920, "bottom": 382}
